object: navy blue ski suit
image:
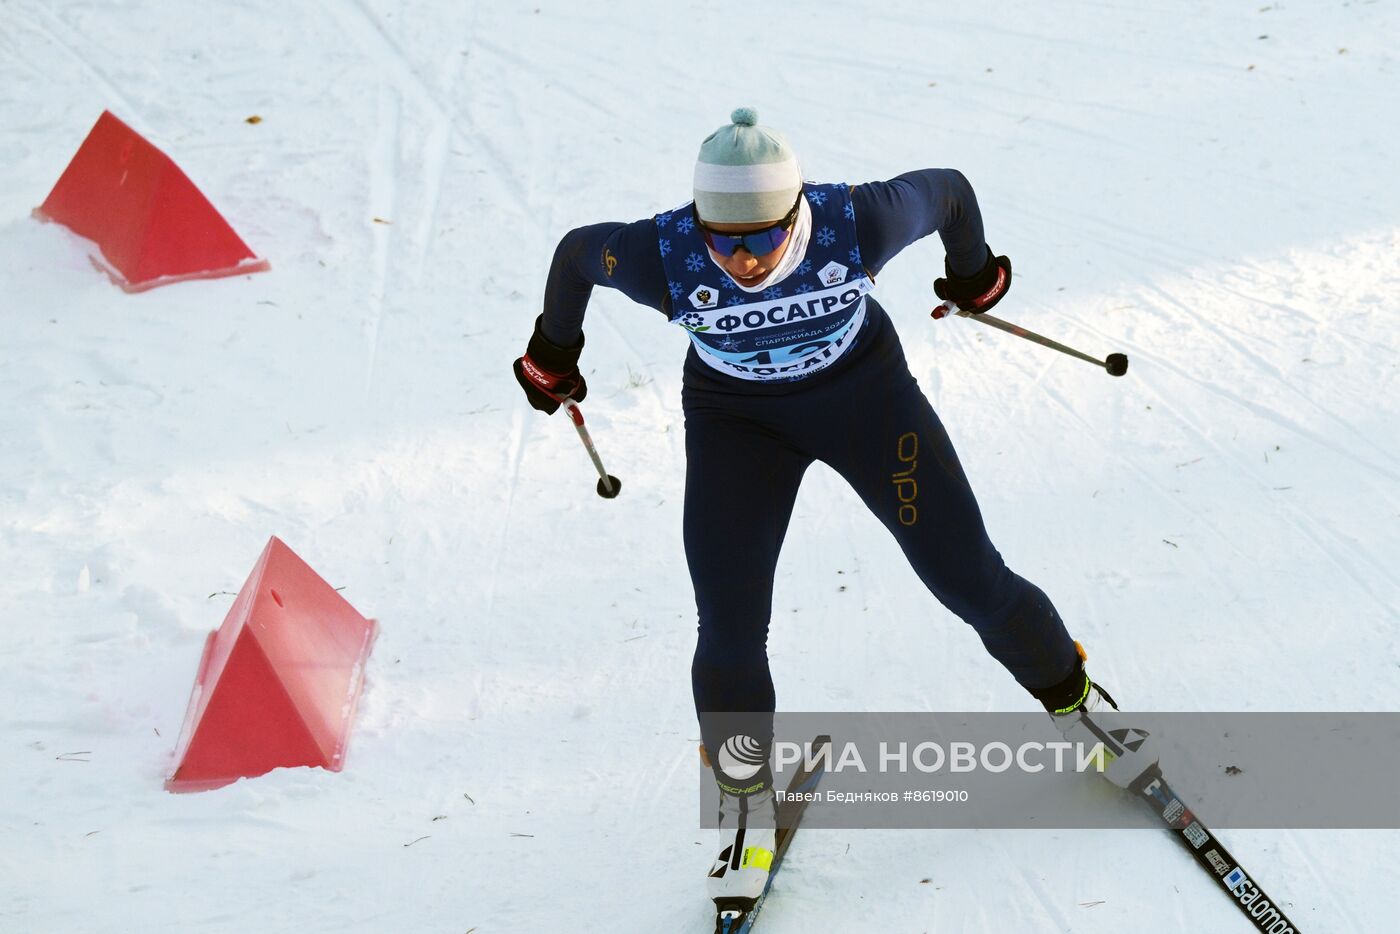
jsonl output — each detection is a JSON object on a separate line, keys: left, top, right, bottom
{"left": 537, "top": 169, "right": 1078, "bottom": 765}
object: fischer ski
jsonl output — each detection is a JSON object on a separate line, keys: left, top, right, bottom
{"left": 1132, "top": 765, "right": 1302, "bottom": 933}
{"left": 713, "top": 734, "right": 831, "bottom": 934}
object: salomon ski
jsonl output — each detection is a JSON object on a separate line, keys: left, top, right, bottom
{"left": 1133, "top": 765, "right": 1302, "bottom": 933}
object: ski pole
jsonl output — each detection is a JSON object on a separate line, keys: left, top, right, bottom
{"left": 559, "top": 398, "right": 621, "bottom": 499}
{"left": 932, "top": 300, "right": 1128, "bottom": 377}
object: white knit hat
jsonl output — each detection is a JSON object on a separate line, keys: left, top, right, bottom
{"left": 693, "top": 107, "right": 803, "bottom": 224}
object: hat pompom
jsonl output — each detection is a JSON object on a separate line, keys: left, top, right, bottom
{"left": 730, "top": 107, "right": 758, "bottom": 127}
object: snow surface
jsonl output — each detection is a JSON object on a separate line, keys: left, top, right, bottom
{"left": 3, "top": 1, "right": 1399, "bottom": 931}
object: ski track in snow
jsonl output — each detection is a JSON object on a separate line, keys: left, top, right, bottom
{"left": 1132, "top": 281, "right": 1400, "bottom": 484}
{"left": 2, "top": 1, "right": 1398, "bottom": 932}
{"left": 324, "top": 0, "right": 463, "bottom": 277}
{"left": 362, "top": 83, "right": 399, "bottom": 399}
{"left": 1283, "top": 828, "right": 1365, "bottom": 934}
{"left": 1060, "top": 297, "right": 1400, "bottom": 627}
{"left": 20, "top": 4, "right": 150, "bottom": 129}
{"left": 481, "top": 406, "right": 529, "bottom": 625}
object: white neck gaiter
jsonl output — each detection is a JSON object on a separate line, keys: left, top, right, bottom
{"left": 705, "top": 197, "right": 812, "bottom": 294}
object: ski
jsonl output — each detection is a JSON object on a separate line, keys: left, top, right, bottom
{"left": 714, "top": 734, "right": 831, "bottom": 934}
{"left": 1132, "top": 765, "right": 1302, "bottom": 933}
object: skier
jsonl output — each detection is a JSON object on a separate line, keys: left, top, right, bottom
{"left": 512, "top": 108, "right": 1147, "bottom": 923}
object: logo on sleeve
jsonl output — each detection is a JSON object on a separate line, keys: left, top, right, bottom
{"left": 818, "top": 261, "right": 848, "bottom": 285}
{"left": 689, "top": 285, "right": 719, "bottom": 310}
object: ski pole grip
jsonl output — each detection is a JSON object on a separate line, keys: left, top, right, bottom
{"left": 561, "top": 398, "right": 585, "bottom": 427}
{"left": 931, "top": 299, "right": 962, "bottom": 320}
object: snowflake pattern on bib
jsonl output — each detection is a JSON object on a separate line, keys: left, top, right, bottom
{"left": 653, "top": 183, "right": 872, "bottom": 382}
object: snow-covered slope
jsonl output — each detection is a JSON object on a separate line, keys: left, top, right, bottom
{"left": 3, "top": 1, "right": 1397, "bottom": 931}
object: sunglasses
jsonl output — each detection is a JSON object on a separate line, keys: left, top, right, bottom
{"left": 693, "top": 195, "right": 802, "bottom": 258}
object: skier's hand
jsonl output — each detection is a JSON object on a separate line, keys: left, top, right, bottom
{"left": 934, "top": 247, "right": 1012, "bottom": 314}
{"left": 513, "top": 314, "right": 587, "bottom": 415}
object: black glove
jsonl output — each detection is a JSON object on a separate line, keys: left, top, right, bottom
{"left": 934, "top": 247, "right": 1012, "bottom": 314}
{"left": 512, "top": 314, "right": 587, "bottom": 415}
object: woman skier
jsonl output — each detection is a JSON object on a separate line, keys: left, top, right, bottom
{"left": 513, "top": 108, "right": 1139, "bottom": 925}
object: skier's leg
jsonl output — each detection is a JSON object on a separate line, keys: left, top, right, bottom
{"left": 683, "top": 397, "right": 812, "bottom": 785}
{"left": 814, "top": 350, "right": 1079, "bottom": 692}
{"left": 685, "top": 397, "right": 813, "bottom": 910}
{"left": 812, "top": 345, "right": 1158, "bottom": 785}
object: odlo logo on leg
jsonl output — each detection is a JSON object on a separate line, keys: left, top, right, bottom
{"left": 892, "top": 432, "right": 919, "bottom": 526}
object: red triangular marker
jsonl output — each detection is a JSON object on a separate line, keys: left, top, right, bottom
{"left": 166, "top": 537, "right": 377, "bottom": 792}
{"left": 34, "top": 110, "right": 270, "bottom": 292}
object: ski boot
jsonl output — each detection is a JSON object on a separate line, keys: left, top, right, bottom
{"left": 701, "top": 743, "right": 778, "bottom": 932}
{"left": 1031, "top": 642, "right": 1158, "bottom": 789}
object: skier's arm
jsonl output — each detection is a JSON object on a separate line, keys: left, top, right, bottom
{"left": 515, "top": 218, "right": 666, "bottom": 415}
{"left": 540, "top": 218, "right": 668, "bottom": 346}
{"left": 852, "top": 168, "right": 988, "bottom": 278}
{"left": 853, "top": 168, "right": 1011, "bottom": 313}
